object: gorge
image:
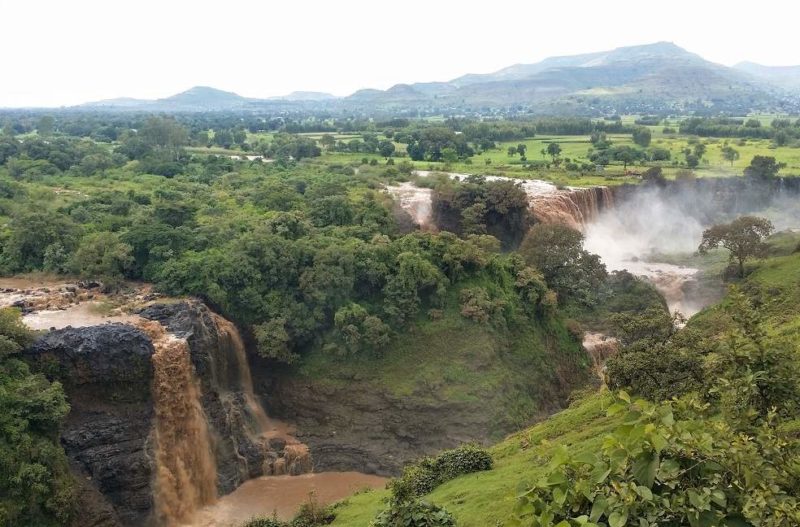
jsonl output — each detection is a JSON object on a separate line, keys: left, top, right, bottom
{"left": 6, "top": 174, "right": 799, "bottom": 527}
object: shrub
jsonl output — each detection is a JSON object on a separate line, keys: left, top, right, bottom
{"left": 371, "top": 500, "right": 456, "bottom": 527}
{"left": 459, "top": 287, "right": 506, "bottom": 325}
{"left": 388, "top": 444, "right": 493, "bottom": 503}
{"left": 290, "top": 498, "right": 336, "bottom": 527}
{"left": 242, "top": 518, "right": 283, "bottom": 527}
{"left": 512, "top": 392, "right": 800, "bottom": 526}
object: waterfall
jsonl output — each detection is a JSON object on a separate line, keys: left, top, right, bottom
{"left": 530, "top": 186, "right": 615, "bottom": 231}
{"left": 399, "top": 171, "right": 616, "bottom": 233}
{"left": 210, "top": 313, "right": 311, "bottom": 477}
{"left": 581, "top": 332, "right": 619, "bottom": 383}
{"left": 140, "top": 320, "right": 218, "bottom": 526}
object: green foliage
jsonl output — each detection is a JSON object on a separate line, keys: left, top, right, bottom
{"left": 0, "top": 211, "right": 81, "bottom": 273}
{"left": 744, "top": 155, "right": 781, "bottom": 180}
{"left": 332, "top": 303, "right": 391, "bottom": 356}
{"left": 241, "top": 498, "right": 336, "bottom": 527}
{"left": 699, "top": 216, "right": 774, "bottom": 277}
{"left": 388, "top": 444, "right": 493, "bottom": 503}
{"left": 70, "top": 231, "right": 134, "bottom": 284}
{"left": 432, "top": 176, "right": 530, "bottom": 249}
{"left": 605, "top": 307, "right": 704, "bottom": 400}
{"left": 708, "top": 288, "right": 800, "bottom": 420}
{"left": 511, "top": 392, "right": 800, "bottom": 527}
{"left": 371, "top": 500, "right": 456, "bottom": 527}
{"left": 459, "top": 287, "right": 507, "bottom": 326}
{"left": 0, "top": 308, "right": 74, "bottom": 526}
{"left": 519, "top": 224, "right": 606, "bottom": 308}
{"left": 632, "top": 126, "right": 652, "bottom": 147}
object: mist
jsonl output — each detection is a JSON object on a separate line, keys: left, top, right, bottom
{"left": 584, "top": 179, "right": 800, "bottom": 317}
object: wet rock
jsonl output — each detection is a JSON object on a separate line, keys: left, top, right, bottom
{"left": 26, "top": 324, "right": 156, "bottom": 526}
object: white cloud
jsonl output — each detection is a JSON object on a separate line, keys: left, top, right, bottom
{"left": 1, "top": 0, "right": 799, "bottom": 107}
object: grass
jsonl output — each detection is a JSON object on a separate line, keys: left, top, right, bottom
{"left": 329, "top": 391, "right": 618, "bottom": 526}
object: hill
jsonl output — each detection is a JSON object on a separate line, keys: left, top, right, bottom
{"left": 155, "top": 85, "right": 251, "bottom": 110}
{"left": 735, "top": 61, "right": 800, "bottom": 90}
{"left": 349, "top": 42, "right": 785, "bottom": 113}
{"left": 75, "top": 42, "right": 800, "bottom": 114}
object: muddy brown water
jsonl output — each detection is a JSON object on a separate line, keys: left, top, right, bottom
{"left": 21, "top": 302, "right": 142, "bottom": 330}
{"left": 187, "top": 472, "right": 387, "bottom": 526}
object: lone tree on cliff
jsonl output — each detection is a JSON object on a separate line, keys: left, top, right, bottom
{"left": 744, "top": 155, "right": 782, "bottom": 180}
{"left": 698, "top": 216, "right": 774, "bottom": 278}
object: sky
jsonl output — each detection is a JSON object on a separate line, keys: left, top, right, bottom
{"left": 2, "top": 0, "right": 799, "bottom": 107}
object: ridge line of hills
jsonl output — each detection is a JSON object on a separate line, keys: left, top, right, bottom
{"left": 76, "top": 41, "right": 800, "bottom": 113}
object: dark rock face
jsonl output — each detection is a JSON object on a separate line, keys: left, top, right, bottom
{"left": 259, "top": 371, "right": 571, "bottom": 476}
{"left": 26, "top": 324, "right": 156, "bottom": 527}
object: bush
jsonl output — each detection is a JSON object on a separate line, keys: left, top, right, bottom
{"left": 459, "top": 287, "right": 506, "bottom": 325}
{"left": 290, "top": 498, "right": 336, "bottom": 527}
{"left": 388, "top": 444, "right": 493, "bottom": 503}
{"left": 371, "top": 500, "right": 456, "bottom": 527}
{"left": 242, "top": 518, "right": 283, "bottom": 527}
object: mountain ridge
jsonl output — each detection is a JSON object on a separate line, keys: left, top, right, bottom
{"left": 77, "top": 42, "right": 800, "bottom": 113}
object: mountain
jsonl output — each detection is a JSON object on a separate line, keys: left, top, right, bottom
{"left": 270, "top": 91, "right": 338, "bottom": 101}
{"left": 734, "top": 61, "right": 800, "bottom": 90}
{"left": 81, "top": 86, "right": 252, "bottom": 111}
{"left": 347, "top": 42, "right": 785, "bottom": 113}
{"left": 78, "top": 97, "right": 150, "bottom": 109}
{"left": 76, "top": 43, "right": 800, "bottom": 114}
{"left": 156, "top": 86, "right": 251, "bottom": 110}
{"left": 450, "top": 41, "right": 700, "bottom": 86}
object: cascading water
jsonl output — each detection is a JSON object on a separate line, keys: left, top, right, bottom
{"left": 399, "top": 170, "right": 614, "bottom": 232}
{"left": 529, "top": 186, "right": 615, "bottom": 230}
{"left": 140, "top": 320, "right": 218, "bottom": 526}
{"left": 210, "top": 313, "right": 311, "bottom": 476}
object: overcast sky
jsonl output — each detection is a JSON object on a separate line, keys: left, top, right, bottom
{"left": 2, "top": 0, "right": 798, "bottom": 107}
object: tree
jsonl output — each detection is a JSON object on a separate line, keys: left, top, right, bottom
{"left": 378, "top": 140, "right": 396, "bottom": 158}
{"left": 605, "top": 308, "right": 703, "bottom": 400}
{"left": 140, "top": 117, "right": 188, "bottom": 160}
{"left": 37, "top": 115, "right": 55, "bottom": 137}
{"left": 721, "top": 145, "right": 740, "bottom": 166}
{"left": 516, "top": 143, "right": 527, "bottom": 157}
{"left": 70, "top": 232, "right": 134, "bottom": 284}
{"left": 698, "top": 216, "right": 774, "bottom": 277}
{"left": 545, "top": 142, "right": 561, "bottom": 161}
{"left": 441, "top": 147, "right": 458, "bottom": 164}
{"left": 319, "top": 134, "right": 336, "bottom": 150}
{"left": 611, "top": 145, "right": 639, "bottom": 170}
{"left": 1, "top": 211, "right": 81, "bottom": 273}
{"left": 632, "top": 126, "right": 652, "bottom": 147}
{"left": 693, "top": 142, "right": 706, "bottom": 159}
{"left": 519, "top": 224, "right": 607, "bottom": 306}
{"left": 507, "top": 146, "right": 517, "bottom": 157}
{"left": 641, "top": 166, "right": 666, "bottom": 186}
{"left": 744, "top": 155, "right": 781, "bottom": 180}
{"left": 0, "top": 308, "right": 74, "bottom": 526}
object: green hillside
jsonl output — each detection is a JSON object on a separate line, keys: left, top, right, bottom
{"left": 327, "top": 234, "right": 800, "bottom": 526}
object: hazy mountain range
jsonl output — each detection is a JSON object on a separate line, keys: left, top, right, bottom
{"left": 80, "top": 42, "right": 800, "bottom": 114}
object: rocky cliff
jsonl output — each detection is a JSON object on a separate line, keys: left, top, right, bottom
{"left": 26, "top": 324, "right": 155, "bottom": 526}
{"left": 24, "top": 301, "right": 306, "bottom": 526}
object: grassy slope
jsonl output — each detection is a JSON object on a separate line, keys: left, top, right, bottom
{"left": 328, "top": 235, "right": 800, "bottom": 526}
{"left": 330, "top": 392, "right": 618, "bottom": 526}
